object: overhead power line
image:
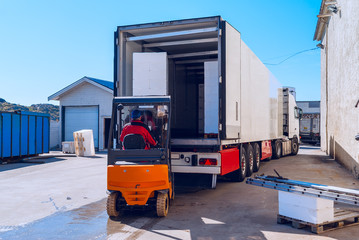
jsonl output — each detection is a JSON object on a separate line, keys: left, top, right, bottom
{"left": 263, "top": 48, "right": 319, "bottom": 66}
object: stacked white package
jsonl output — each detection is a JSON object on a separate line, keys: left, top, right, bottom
{"left": 62, "top": 141, "right": 75, "bottom": 154}
{"left": 132, "top": 52, "right": 168, "bottom": 96}
{"left": 278, "top": 191, "right": 334, "bottom": 224}
{"left": 73, "top": 129, "right": 95, "bottom": 157}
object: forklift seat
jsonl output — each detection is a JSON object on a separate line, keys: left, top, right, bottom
{"left": 123, "top": 134, "right": 146, "bottom": 149}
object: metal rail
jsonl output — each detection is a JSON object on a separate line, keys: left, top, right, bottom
{"left": 246, "top": 175, "right": 359, "bottom": 206}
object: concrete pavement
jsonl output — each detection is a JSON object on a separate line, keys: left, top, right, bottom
{"left": 1, "top": 146, "right": 359, "bottom": 239}
{"left": 0, "top": 152, "right": 107, "bottom": 229}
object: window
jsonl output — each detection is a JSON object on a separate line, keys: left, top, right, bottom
{"left": 117, "top": 103, "right": 169, "bottom": 149}
{"left": 294, "top": 106, "right": 303, "bottom": 119}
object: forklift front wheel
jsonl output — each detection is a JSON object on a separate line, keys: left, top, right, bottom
{"left": 156, "top": 192, "right": 169, "bottom": 217}
{"left": 107, "top": 192, "right": 121, "bottom": 218}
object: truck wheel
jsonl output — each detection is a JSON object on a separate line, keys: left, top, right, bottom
{"left": 107, "top": 192, "right": 121, "bottom": 218}
{"left": 228, "top": 147, "right": 246, "bottom": 182}
{"left": 245, "top": 144, "right": 254, "bottom": 177}
{"left": 253, "top": 143, "right": 260, "bottom": 172}
{"left": 240, "top": 147, "right": 247, "bottom": 181}
{"left": 272, "top": 140, "right": 282, "bottom": 159}
{"left": 291, "top": 136, "right": 299, "bottom": 155}
{"left": 156, "top": 192, "right": 169, "bottom": 217}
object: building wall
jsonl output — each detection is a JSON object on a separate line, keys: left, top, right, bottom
{"left": 297, "top": 101, "right": 320, "bottom": 114}
{"left": 321, "top": 0, "right": 359, "bottom": 177}
{"left": 59, "top": 82, "right": 113, "bottom": 150}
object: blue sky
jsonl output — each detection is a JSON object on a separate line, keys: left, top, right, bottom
{"left": 0, "top": 0, "right": 321, "bottom": 106}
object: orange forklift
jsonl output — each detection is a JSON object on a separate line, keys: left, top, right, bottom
{"left": 106, "top": 96, "right": 173, "bottom": 217}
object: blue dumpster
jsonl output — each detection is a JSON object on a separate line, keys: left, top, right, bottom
{"left": 0, "top": 111, "right": 50, "bottom": 161}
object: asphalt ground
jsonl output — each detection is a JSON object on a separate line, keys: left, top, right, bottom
{"left": 1, "top": 146, "right": 359, "bottom": 240}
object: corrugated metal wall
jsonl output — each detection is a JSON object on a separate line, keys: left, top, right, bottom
{"left": 0, "top": 111, "right": 50, "bottom": 160}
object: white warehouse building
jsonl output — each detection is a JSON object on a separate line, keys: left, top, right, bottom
{"left": 314, "top": 0, "right": 359, "bottom": 177}
{"left": 48, "top": 76, "right": 113, "bottom": 150}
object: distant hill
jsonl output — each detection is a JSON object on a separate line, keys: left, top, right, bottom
{"left": 0, "top": 99, "right": 59, "bottom": 121}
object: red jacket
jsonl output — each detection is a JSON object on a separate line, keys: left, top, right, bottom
{"left": 120, "top": 121, "right": 156, "bottom": 149}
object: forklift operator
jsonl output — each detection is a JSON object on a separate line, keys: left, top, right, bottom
{"left": 120, "top": 110, "right": 157, "bottom": 149}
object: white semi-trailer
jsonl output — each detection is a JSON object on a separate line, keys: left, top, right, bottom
{"left": 108, "top": 16, "right": 301, "bottom": 188}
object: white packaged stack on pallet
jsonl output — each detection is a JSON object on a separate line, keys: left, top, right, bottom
{"left": 278, "top": 191, "right": 334, "bottom": 224}
{"left": 62, "top": 141, "right": 75, "bottom": 154}
{"left": 73, "top": 129, "right": 95, "bottom": 157}
{"left": 133, "top": 52, "right": 167, "bottom": 96}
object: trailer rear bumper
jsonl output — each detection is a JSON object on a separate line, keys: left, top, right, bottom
{"left": 171, "top": 165, "right": 220, "bottom": 174}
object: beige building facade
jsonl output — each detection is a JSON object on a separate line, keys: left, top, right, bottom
{"left": 314, "top": 0, "right": 359, "bottom": 177}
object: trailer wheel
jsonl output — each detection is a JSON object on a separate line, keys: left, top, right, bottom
{"left": 245, "top": 144, "right": 254, "bottom": 177}
{"left": 272, "top": 140, "right": 282, "bottom": 159}
{"left": 291, "top": 136, "right": 299, "bottom": 155}
{"left": 107, "top": 192, "right": 121, "bottom": 218}
{"left": 156, "top": 192, "right": 169, "bottom": 217}
{"left": 228, "top": 147, "right": 246, "bottom": 182}
{"left": 253, "top": 143, "right": 260, "bottom": 172}
{"left": 238, "top": 147, "right": 247, "bottom": 181}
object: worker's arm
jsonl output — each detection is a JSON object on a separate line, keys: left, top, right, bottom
{"left": 145, "top": 130, "right": 157, "bottom": 146}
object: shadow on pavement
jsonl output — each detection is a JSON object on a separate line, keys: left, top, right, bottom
{"left": 0, "top": 157, "right": 68, "bottom": 172}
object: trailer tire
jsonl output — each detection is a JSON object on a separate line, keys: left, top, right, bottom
{"left": 228, "top": 147, "right": 246, "bottom": 182}
{"left": 107, "top": 192, "right": 121, "bottom": 218}
{"left": 156, "top": 192, "right": 169, "bottom": 217}
{"left": 291, "top": 136, "right": 299, "bottom": 155}
{"left": 253, "top": 143, "right": 260, "bottom": 172}
{"left": 272, "top": 140, "right": 282, "bottom": 159}
{"left": 245, "top": 144, "right": 254, "bottom": 177}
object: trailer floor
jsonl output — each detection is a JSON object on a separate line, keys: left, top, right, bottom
{"left": 1, "top": 146, "right": 359, "bottom": 240}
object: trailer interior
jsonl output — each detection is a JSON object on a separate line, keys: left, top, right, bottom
{"left": 116, "top": 17, "right": 221, "bottom": 147}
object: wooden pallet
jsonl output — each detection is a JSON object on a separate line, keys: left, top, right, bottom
{"left": 277, "top": 209, "right": 359, "bottom": 234}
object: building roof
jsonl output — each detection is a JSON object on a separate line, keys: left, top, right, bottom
{"left": 85, "top": 76, "right": 114, "bottom": 90}
{"left": 314, "top": 0, "right": 338, "bottom": 42}
{"left": 48, "top": 76, "right": 113, "bottom": 101}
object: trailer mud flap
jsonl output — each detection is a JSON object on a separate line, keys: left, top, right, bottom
{"left": 220, "top": 148, "right": 239, "bottom": 175}
{"left": 261, "top": 140, "right": 272, "bottom": 160}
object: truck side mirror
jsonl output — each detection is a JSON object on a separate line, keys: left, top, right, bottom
{"left": 355, "top": 134, "right": 359, "bottom": 141}
{"left": 294, "top": 107, "right": 302, "bottom": 119}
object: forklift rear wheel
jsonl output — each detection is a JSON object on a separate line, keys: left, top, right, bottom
{"left": 156, "top": 192, "right": 169, "bottom": 217}
{"left": 107, "top": 192, "right": 120, "bottom": 218}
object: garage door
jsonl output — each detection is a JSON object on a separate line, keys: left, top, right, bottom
{"left": 64, "top": 106, "right": 99, "bottom": 148}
